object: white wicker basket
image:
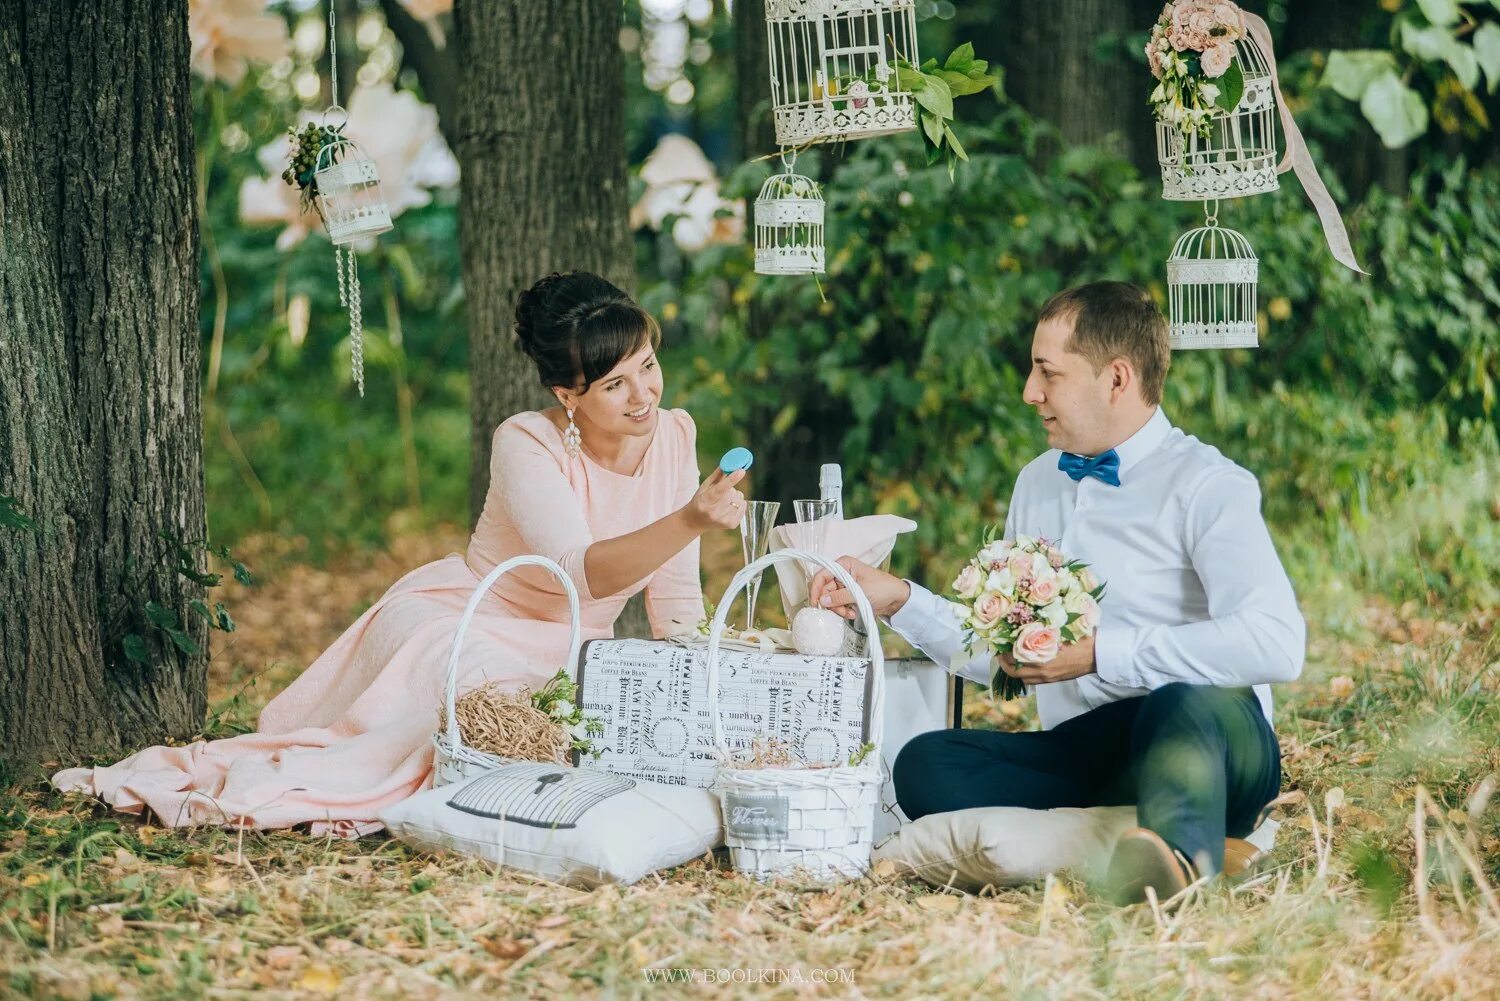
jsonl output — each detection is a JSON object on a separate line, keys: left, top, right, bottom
{"left": 430, "top": 555, "right": 583, "bottom": 788}
{"left": 707, "top": 549, "right": 885, "bottom": 883}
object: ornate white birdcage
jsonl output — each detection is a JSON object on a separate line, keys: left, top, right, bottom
{"left": 1167, "top": 209, "right": 1259, "bottom": 350}
{"left": 767, "top": 0, "right": 919, "bottom": 147}
{"left": 1156, "top": 32, "right": 1278, "bottom": 201}
{"left": 313, "top": 137, "right": 393, "bottom": 246}
{"left": 754, "top": 160, "right": 825, "bottom": 275}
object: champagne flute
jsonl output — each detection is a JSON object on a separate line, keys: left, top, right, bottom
{"left": 739, "top": 501, "right": 780, "bottom": 632}
{"left": 793, "top": 498, "right": 838, "bottom": 589}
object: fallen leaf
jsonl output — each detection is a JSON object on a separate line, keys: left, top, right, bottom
{"left": 21, "top": 873, "right": 45, "bottom": 887}
{"left": 296, "top": 965, "right": 342, "bottom": 993}
{"left": 536, "top": 914, "right": 570, "bottom": 929}
{"left": 201, "top": 875, "right": 233, "bottom": 894}
{"left": 264, "top": 945, "right": 302, "bottom": 969}
{"left": 481, "top": 937, "right": 528, "bottom": 960}
{"left": 871, "top": 857, "right": 898, "bottom": 881}
{"left": 916, "top": 893, "right": 961, "bottom": 912}
{"left": 97, "top": 914, "right": 126, "bottom": 936}
{"left": 1328, "top": 675, "right": 1356, "bottom": 700}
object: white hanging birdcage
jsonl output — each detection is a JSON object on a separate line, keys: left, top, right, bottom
{"left": 313, "top": 137, "right": 393, "bottom": 246}
{"left": 1167, "top": 208, "right": 1259, "bottom": 350}
{"left": 767, "top": 0, "right": 919, "bottom": 147}
{"left": 755, "top": 160, "right": 825, "bottom": 275}
{"left": 1156, "top": 32, "right": 1278, "bottom": 201}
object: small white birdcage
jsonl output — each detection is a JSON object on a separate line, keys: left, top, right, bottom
{"left": 755, "top": 159, "right": 825, "bottom": 275}
{"left": 313, "top": 137, "right": 393, "bottom": 246}
{"left": 1167, "top": 208, "right": 1259, "bottom": 350}
{"left": 767, "top": 0, "right": 919, "bottom": 147}
{"left": 1157, "top": 32, "right": 1278, "bottom": 202}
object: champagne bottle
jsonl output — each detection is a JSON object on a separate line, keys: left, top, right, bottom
{"left": 819, "top": 463, "right": 843, "bottom": 519}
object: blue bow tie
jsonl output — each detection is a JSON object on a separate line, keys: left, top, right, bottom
{"left": 1058, "top": 449, "right": 1121, "bottom": 486}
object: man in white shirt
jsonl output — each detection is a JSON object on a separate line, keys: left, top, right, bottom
{"left": 810, "top": 281, "right": 1303, "bottom": 904}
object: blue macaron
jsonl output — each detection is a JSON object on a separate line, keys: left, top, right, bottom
{"left": 718, "top": 447, "right": 754, "bottom": 474}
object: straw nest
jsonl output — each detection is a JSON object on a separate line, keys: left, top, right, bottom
{"left": 439, "top": 680, "right": 571, "bottom": 764}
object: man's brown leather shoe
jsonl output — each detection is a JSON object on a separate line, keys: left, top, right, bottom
{"left": 1223, "top": 836, "right": 1266, "bottom": 879}
{"left": 1104, "top": 827, "right": 1198, "bottom": 906}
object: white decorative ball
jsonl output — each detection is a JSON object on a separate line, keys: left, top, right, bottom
{"left": 792, "top": 606, "right": 847, "bottom": 657}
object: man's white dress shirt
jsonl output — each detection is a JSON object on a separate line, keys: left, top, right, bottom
{"left": 889, "top": 407, "right": 1305, "bottom": 730}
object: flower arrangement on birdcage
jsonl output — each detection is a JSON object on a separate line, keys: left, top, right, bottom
{"left": 281, "top": 120, "right": 343, "bottom": 207}
{"left": 1147, "top": 1, "right": 1278, "bottom": 200}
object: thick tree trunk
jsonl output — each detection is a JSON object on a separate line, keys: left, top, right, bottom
{"left": 734, "top": 0, "right": 777, "bottom": 162}
{"left": 453, "top": 1, "right": 650, "bottom": 636}
{"left": 0, "top": 0, "right": 206, "bottom": 769}
{"left": 969, "top": 0, "right": 1160, "bottom": 171}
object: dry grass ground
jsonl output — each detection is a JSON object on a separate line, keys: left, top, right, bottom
{"left": 3, "top": 531, "right": 1497, "bottom": 999}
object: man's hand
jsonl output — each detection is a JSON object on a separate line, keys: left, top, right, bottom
{"left": 999, "top": 634, "right": 1098, "bottom": 685}
{"left": 807, "top": 557, "right": 911, "bottom": 620}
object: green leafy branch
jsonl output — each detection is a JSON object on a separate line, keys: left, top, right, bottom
{"left": 1322, "top": 1, "right": 1500, "bottom": 148}
{"left": 1, "top": 494, "right": 36, "bottom": 532}
{"left": 110, "top": 533, "right": 253, "bottom": 667}
{"left": 894, "top": 43, "right": 999, "bottom": 180}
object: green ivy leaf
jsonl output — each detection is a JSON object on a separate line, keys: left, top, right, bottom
{"left": 122, "top": 634, "right": 150, "bottom": 664}
{"left": 1416, "top": 0, "right": 1461, "bottom": 27}
{"left": 1322, "top": 50, "right": 1399, "bottom": 101}
{"left": 144, "top": 601, "right": 178, "bottom": 629}
{"left": 944, "top": 42, "right": 975, "bottom": 74}
{"left": 215, "top": 602, "right": 236, "bottom": 633}
{"left": 0, "top": 494, "right": 36, "bottom": 531}
{"left": 1476, "top": 23, "right": 1500, "bottom": 93}
{"left": 921, "top": 110, "right": 945, "bottom": 147}
{"left": 913, "top": 74, "right": 954, "bottom": 121}
{"left": 232, "top": 561, "right": 254, "bottom": 586}
{"left": 944, "top": 124, "right": 969, "bottom": 162}
{"left": 1212, "top": 59, "right": 1245, "bottom": 113}
{"left": 1360, "top": 69, "right": 1430, "bottom": 147}
{"left": 165, "top": 627, "right": 201, "bottom": 655}
{"left": 189, "top": 599, "right": 212, "bottom": 620}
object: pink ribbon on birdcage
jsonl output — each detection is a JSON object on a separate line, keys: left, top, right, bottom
{"left": 1243, "top": 11, "right": 1367, "bottom": 275}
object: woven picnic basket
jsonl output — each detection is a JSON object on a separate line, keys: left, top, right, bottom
{"left": 430, "top": 555, "right": 583, "bottom": 788}
{"left": 707, "top": 549, "right": 885, "bottom": 883}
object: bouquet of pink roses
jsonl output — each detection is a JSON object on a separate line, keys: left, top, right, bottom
{"left": 948, "top": 529, "right": 1105, "bottom": 700}
{"left": 1146, "top": 1, "right": 1249, "bottom": 140}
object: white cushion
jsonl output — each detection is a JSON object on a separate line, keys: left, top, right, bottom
{"left": 872, "top": 805, "right": 1137, "bottom": 893}
{"left": 380, "top": 762, "right": 722, "bottom": 888}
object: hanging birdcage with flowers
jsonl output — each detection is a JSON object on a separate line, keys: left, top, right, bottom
{"left": 277, "top": 2, "right": 392, "bottom": 397}
{"left": 1166, "top": 205, "right": 1259, "bottom": 350}
{"left": 754, "top": 154, "right": 825, "bottom": 276}
{"left": 1148, "top": 1, "right": 1278, "bottom": 201}
{"left": 767, "top": 0, "right": 920, "bottom": 147}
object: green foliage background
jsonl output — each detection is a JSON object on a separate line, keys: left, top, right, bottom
{"left": 198, "top": 3, "right": 1498, "bottom": 621}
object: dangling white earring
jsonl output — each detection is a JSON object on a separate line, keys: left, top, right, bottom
{"left": 563, "top": 408, "right": 582, "bottom": 459}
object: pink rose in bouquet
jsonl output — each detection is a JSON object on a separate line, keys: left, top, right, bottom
{"left": 1013, "top": 622, "right": 1062, "bottom": 665}
{"left": 947, "top": 530, "right": 1107, "bottom": 700}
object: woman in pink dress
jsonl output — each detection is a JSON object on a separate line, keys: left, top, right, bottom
{"left": 54, "top": 272, "right": 748, "bottom": 836}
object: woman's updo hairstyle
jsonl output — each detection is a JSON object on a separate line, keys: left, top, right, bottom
{"left": 514, "top": 271, "right": 661, "bottom": 393}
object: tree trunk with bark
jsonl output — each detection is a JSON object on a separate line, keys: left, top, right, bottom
{"left": 453, "top": 0, "right": 651, "bottom": 636}
{"left": 0, "top": 0, "right": 206, "bottom": 770}
{"left": 968, "top": 0, "right": 1161, "bottom": 172}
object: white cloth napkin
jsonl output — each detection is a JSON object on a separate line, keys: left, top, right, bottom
{"left": 769, "top": 514, "right": 918, "bottom": 620}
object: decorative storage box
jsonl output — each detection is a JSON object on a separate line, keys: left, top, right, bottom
{"left": 574, "top": 639, "right": 875, "bottom": 789}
